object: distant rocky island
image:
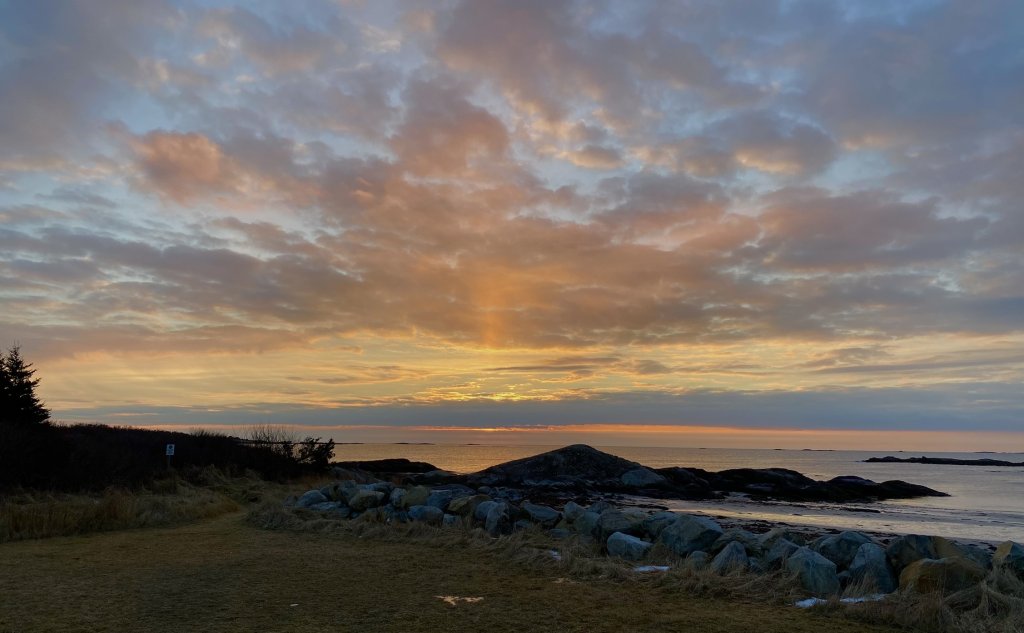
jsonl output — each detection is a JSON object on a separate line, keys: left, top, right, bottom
{"left": 337, "top": 443, "right": 948, "bottom": 505}
{"left": 866, "top": 455, "right": 1024, "bottom": 467}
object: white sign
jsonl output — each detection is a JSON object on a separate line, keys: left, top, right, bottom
{"left": 165, "top": 444, "right": 175, "bottom": 456}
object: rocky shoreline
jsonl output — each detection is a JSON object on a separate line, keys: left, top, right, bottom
{"left": 285, "top": 445, "right": 1023, "bottom": 599}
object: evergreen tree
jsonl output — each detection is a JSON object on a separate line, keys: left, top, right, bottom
{"left": 0, "top": 346, "right": 50, "bottom": 426}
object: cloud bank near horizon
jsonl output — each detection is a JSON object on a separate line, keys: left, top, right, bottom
{"left": 1, "top": 1, "right": 1022, "bottom": 439}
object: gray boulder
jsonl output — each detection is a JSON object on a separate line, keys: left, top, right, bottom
{"left": 607, "top": 532, "right": 652, "bottom": 561}
{"left": 765, "top": 538, "right": 800, "bottom": 567}
{"left": 848, "top": 542, "right": 897, "bottom": 594}
{"left": 442, "top": 513, "right": 461, "bottom": 528}
{"left": 686, "top": 551, "right": 710, "bottom": 568}
{"left": 485, "top": 502, "right": 511, "bottom": 536}
{"left": 758, "top": 527, "right": 807, "bottom": 548}
{"left": 474, "top": 500, "right": 500, "bottom": 522}
{"left": 886, "top": 534, "right": 936, "bottom": 573}
{"left": 711, "top": 541, "right": 749, "bottom": 574}
{"left": 389, "top": 487, "right": 407, "bottom": 507}
{"left": 408, "top": 504, "right": 444, "bottom": 525}
{"left": 994, "top": 541, "right": 1024, "bottom": 579}
{"left": 574, "top": 511, "right": 601, "bottom": 538}
{"left": 588, "top": 501, "right": 614, "bottom": 514}
{"left": 597, "top": 509, "right": 646, "bottom": 539}
{"left": 522, "top": 502, "right": 561, "bottom": 528}
{"left": 620, "top": 467, "right": 667, "bottom": 488}
{"left": 296, "top": 490, "right": 328, "bottom": 508}
{"left": 659, "top": 515, "right": 724, "bottom": 556}
{"left": 899, "top": 557, "right": 986, "bottom": 593}
{"left": 562, "top": 501, "right": 586, "bottom": 523}
{"left": 813, "top": 531, "right": 874, "bottom": 569}
{"left": 548, "top": 528, "right": 572, "bottom": 540}
{"left": 347, "top": 489, "right": 386, "bottom": 511}
{"left": 425, "top": 489, "right": 456, "bottom": 510}
{"left": 786, "top": 547, "right": 840, "bottom": 596}
{"left": 932, "top": 536, "right": 993, "bottom": 570}
{"left": 320, "top": 481, "right": 357, "bottom": 502}
{"left": 447, "top": 494, "right": 490, "bottom": 517}
{"left": 309, "top": 501, "right": 352, "bottom": 518}
{"left": 642, "top": 511, "right": 679, "bottom": 539}
{"left": 711, "top": 529, "right": 761, "bottom": 556}
{"left": 399, "top": 485, "right": 431, "bottom": 509}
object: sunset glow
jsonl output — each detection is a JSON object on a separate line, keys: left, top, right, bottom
{"left": 2, "top": 1, "right": 1022, "bottom": 450}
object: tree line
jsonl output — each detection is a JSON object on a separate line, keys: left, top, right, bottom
{"left": 0, "top": 346, "right": 335, "bottom": 490}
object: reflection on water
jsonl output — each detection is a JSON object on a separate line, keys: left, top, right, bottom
{"left": 332, "top": 443, "right": 1024, "bottom": 543}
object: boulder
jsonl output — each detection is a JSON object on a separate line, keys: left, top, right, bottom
{"left": 296, "top": 490, "right": 328, "bottom": 508}
{"left": 620, "top": 467, "right": 667, "bottom": 488}
{"left": 932, "top": 537, "right": 992, "bottom": 570}
{"left": 848, "top": 543, "right": 897, "bottom": 594}
{"left": 381, "top": 506, "right": 408, "bottom": 524}
{"left": 588, "top": 501, "right": 614, "bottom": 514}
{"left": 710, "top": 541, "right": 749, "bottom": 574}
{"left": 442, "top": 514, "right": 461, "bottom": 528}
{"left": 474, "top": 500, "right": 499, "bottom": 522}
{"left": 399, "top": 485, "right": 431, "bottom": 509}
{"left": 309, "top": 501, "right": 352, "bottom": 518}
{"left": 758, "top": 527, "right": 807, "bottom": 548}
{"left": 562, "top": 501, "right": 587, "bottom": 523}
{"left": 513, "top": 519, "right": 533, "bottom": 532}
{"left": 597, "top": 509, "right": 646, "bottom": 539}
{"left": 886, "top": 534, "right": 936, "bottom": 573}
{"left": 407, "top": 505, "right": 444, "bottom": 525}
{"left": 659, "top": 515, "right": 724, "bottom": 556}
{"left": 786, "top": 547, "right": 840, "bottom": 596}
{"left": 993, "top": 541, "right": 1024, "bottom": 579}
{"left": 574, "top": 511, "right": 601, "bottom": 538}
{"left": 347, "top": 489, "right": 386, "bottom": 511}
{"left": 521, "top": 502, "right": 561, "bottom": 527}
{"left": 607, "top": 532, "right": 652, "bottom": 561}
{"left": 711, "top": 529, "right": 761, "bottom": 556}
{"left": 765, "top": 539, "right": 800, "bottom": 568}
{"left": 685, "top": 551, "right": 709, "bottom": 568}
{"left": 447, "top": 494, "right": 490, "bottom": 517}
{"left": 320, "top": 481, "right": 357, "bottom": 502}
{"left": 641, "top": 511, "right": 679, "bottom": 539}
{"left": 485, "top": 502, "right": 511, "bottom": 536}
{"left": 389, "top": 487, "right": 407, "bottom": 507}
{"left": 425, "top": 489, "right": 455, "bottom": 510}
{"left": 813, "top": 531, "right": 874, "bottom": 569}
{"left": 899, "top": 557, "right": 987, "bottom": 593}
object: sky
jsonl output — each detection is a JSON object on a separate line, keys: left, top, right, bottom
{"left": 1, "top": 0, "right": 1022, "bottom": 451}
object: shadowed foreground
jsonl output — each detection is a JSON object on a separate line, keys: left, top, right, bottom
{"left": 0, "top": 513, "right": 901, "bottom": 633}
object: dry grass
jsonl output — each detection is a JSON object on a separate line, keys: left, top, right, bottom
{"left": 823, "top": 566, "right": 1024, "bottom": 633}
{"left": 0, "top": 468, "right": 264, "bottom": 543}
{"left": 0, "top": 510, "right": 903, "bottom": 633}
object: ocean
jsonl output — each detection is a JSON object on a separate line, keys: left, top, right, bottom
{"left": 331, "top": 443, "right": 1024, "bottom": 544}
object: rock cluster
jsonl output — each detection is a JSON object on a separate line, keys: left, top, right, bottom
{"left": 287, "top": 475, "right": 1019, "bottom": 599}
{"left": 446, "top": 445, "right": 948, "bottom": 503}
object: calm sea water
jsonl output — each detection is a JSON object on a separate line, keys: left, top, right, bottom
{"left": 332, "top": 444, "right": 1024, "bottom": 543}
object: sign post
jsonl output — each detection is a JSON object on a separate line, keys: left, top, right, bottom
{"left": 166, "top": 443, "right": 175, "bottom": 469}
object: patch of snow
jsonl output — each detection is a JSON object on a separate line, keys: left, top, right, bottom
{"left": 795, "top": 594, "right": 887, "bottom": 608}
{"left": 436, "top": 596, "right": 484, "bottom": 606}
{"left": 633, "top": 565, "right": 671, "bottom": 573}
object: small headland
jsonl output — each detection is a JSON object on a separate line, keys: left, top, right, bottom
{"left": 866, "top": 455, "right": 1024, "bottom": 467}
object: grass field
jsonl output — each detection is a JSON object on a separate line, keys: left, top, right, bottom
{"left": 0, "top": 511, "right": 906, "bottom": 633}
